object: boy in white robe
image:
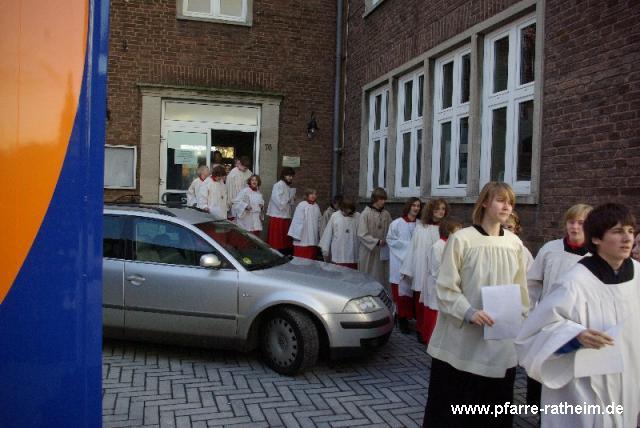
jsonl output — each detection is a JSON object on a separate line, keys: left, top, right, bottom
{"left": 225, "top": 156, "right": 252, "bottom": 219}
{"left": 318, "top": 198, "right": 359, "bottom": 269}
{"left": 288, "top": 188, "right": 321, "bottom": 260}
{"left": 357, "top": 188, "right": 392, "bottom": 290}
{"left": 524, "top": 203, "right": 591, "bottom": 406}
{"left": 203, "top": 165, "right": 228, "bottom": 219}
{"left": 423, "top": 182, "right": 528, "bottom": 428}
{"left": 266, "top": 167, "right": 296, "bottom": 254}
{"left": 186, "top": 165, "right": 210, "bottom": 207}
{"left": 232, "top": 175, "right": 264, "bottom": 235}
{"left": 386, "top": 197, "right": 421, "bottom": 334}
{"left": 516, "top": 203, "right": 639, "bottom": 428}
{"left": 401, "top": 198, "right": 449, "bottom": 341}
{"left": 319, "top": 194, "right": 342, "bottom": 238}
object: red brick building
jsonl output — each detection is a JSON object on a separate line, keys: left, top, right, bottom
{"left": 105, "top": 0, "right": 338, "bottom": 205}
{"left": 343, "top": 0, "right": 640, "bottom": 249}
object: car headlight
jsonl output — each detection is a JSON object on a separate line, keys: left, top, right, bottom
{"left": 343, "top": 296, "right": 384, "bottom": 313}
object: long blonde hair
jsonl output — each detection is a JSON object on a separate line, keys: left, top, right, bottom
{"left": 472, "top": 182, "right": 515, "bottom": 225}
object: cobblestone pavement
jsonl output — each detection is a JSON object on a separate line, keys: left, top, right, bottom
{"left": 103, "top": 329, "right": 539, "bottom": 427}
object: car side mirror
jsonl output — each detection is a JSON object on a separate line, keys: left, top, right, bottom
{"left": 200, "top": 254, "right": 222, "bottom": 268}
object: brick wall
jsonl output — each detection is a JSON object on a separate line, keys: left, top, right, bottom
{"left": 343, "top": 0, "right": 640, "bottom": 252}
{"left": 106, "top": 0, "right": 338, "bottom": 207}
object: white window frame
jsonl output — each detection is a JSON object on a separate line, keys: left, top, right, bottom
{"left": 104, "top": 145, "right": 137, "bottom": 190}
{"left": 367, "top": 86, "right": 389, "bottom": 193}
{"left": 481, "top": 14, "right": 536, "bottom": 194}
{"left": 182, "top": 0, "right": 247, "bottom": 23}
{"left": 431, "top": 46, "right": 471, "bottom": 197}
{"left": 395, "top": 71, "right": 424, "bottom": 197}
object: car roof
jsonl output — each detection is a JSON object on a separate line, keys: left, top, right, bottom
{"left": 104, "top": 203, "right": 223, "bottom": 225}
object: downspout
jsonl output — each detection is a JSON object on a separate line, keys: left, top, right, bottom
{"left": 331, "top": 0, "right": 344, "bottom": 198}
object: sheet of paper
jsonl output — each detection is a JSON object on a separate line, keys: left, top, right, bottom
{"left": 574, "top": 324, "right": 623, "bottom": 378}
{"left": 481, "top": 284, "right": 522, "bottom": 340}
{"left": 379, "top": 244, "right": 390, "bottom": 261}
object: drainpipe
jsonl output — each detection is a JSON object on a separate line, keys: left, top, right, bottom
{"left": 331, "top": 0, "right": 344, "bottom": 198}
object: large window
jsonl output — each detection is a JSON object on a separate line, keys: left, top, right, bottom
{"left": 396, "top": 71, "right": 424, "bottom": 196}
{"left": 431, "top": 47, "right": 471, "bottom": 197}
{"left": 367, "top": 86, "right": 389, "bottom": 192}
{"left": 179, "top": 0, "right": 250, "bottom": 25}
{"left": 481, "top": 16, "right": 536, "bottom": 194}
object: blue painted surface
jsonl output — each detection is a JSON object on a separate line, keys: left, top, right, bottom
{"left": 0, "top": 1, "right": 109, "bottom": 426}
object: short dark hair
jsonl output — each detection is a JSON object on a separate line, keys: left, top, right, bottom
{"left": 340, "top": 197, "right": 356, "bottom": 215}
{"left": 280, "top": 167, "right": 295, "bottom": 180}
{"left": 247, "top": 174, "right": 262, "bottom": 187}
{"left": 331, "top": 194, "right": 344, "bottom": 208}
{"left": 584, "top": 203, "right": 636, "bottom": 253}
{"left": 239, "top": 156, "right": 251, "bottom": 168}
{"left": 402, "top": 197, "right": 422, "bottom": 217}
{"left": 370, "top": 187, "right": 388, "bottom": 203}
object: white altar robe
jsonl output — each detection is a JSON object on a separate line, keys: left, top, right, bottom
{"left": 400, "top": 223, "right": 440, "bottom": 294}
{"left": 318, "top": 211, "right": 360, "bottom": 264}
{"left": 266, "top": 180, "right": 296, "bottom": 219}
{"left": 186, "top": 177, "right": 208, "bottom": 208}
{"left": 288, "top": 201, "right": 321, "bottom": 246}
{"left": 357, "top": 206, "right": 391, "bottom": 287}
{"left": 516, "top": 260, "right": 640, "bottom": 428}
{"left": 422, "top": 238, "right": 446, "bottom": 309}
{"left": 225, "top": 167, "right": 252, "bottom": 215}
{"left": 319, "top": 206, "right": 336, "bottom": 238}
{"left": 204, "top": 179, "right": 227, "bottom": 219}
{"left": 232, "top": 187, "right": 264, "bottom": 232}
{"left": 386, "top": 217, "right": 418, "bottom": 294}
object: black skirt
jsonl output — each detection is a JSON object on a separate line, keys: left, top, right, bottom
{"left": 423, "top": 358, "right": 516, "bottom": 428}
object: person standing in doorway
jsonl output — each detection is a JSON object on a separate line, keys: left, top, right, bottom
{"left": 226, "top": 156, "right": 252, "bottom": 219}
{"left": 266, "top": 167, "right": 296, "bottom": 255}
{"left": 186, "top": 165, "right": 210, "bottom": 208}
{"left": 204, "top": 165, "right": 228, "bottom": 218}
{"left": 357, "top": 188, "right": 392, "bottom": 290}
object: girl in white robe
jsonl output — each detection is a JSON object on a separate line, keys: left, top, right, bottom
{"left": 516, "top": 203, "right": 639, "bottom": 428}
{"left": 524, "top": 203, "right": 591, "bottom": 407}
{"left": 386, "top": 198, "right": 421, "bottom": 333}
{"left": 225, "top": 157, "right": 253, "bottom": 219}
{"left": 423, "top": 182, "right": 528, "bottom": 428}
{"left": 288, "top": 188, "right": 321, "bottom": 260}
{"left": 232, "top": 175, "right": 264, "bottom": 235}
{"left": 401, "top": 198, "right": 449, "bottom": 341}
{"left": 318, "top": 198, "right": 359, "bottom": 269}
{"left": 186, "top": 165, "right": 210, "bottom": 207}
{"left": 203, "top": 165, "right": 228, "bottom": 219}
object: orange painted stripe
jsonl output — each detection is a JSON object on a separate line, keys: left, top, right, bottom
{"left": 0, "top": 0, "right": 88, "bottom": 304}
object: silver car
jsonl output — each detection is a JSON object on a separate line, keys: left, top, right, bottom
{"left": 103, "top": 204, "right": 393, "bottom": 374}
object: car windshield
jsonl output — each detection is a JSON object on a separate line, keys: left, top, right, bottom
{"left": 195, "top": 220, "right": 289, "bottom": 271}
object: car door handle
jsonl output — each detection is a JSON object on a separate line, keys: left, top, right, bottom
{"left": 126, "top": 274, "right": 146, "bottom": 285}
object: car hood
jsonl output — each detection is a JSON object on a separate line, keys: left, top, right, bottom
{"left": 251, "top": 257, "right": 384, "bottom": 300}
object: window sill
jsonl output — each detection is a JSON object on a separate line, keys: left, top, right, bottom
{"left": 359, "top": 194, "right": 538, "bottom": 205}
{"left": 176, "top": 14, "right": 252, "bottom": 27}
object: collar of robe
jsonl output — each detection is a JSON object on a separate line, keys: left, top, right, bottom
{"left": 563, "top": 236, "right": 588, "bottom": 256}
{"left": 402, "top": 215, "right": 416, "bottom": 223}
{"left": 199, "top": 176, "right": 207, "bottom": 181}
{"left": 368, "top": 205, "right": 384, "bottom": 213}
{"left": 579, "top": 253, "right": 634, "bottom": 284}
{"left": 473, "top": 224, "right": 504, "bottom": 236}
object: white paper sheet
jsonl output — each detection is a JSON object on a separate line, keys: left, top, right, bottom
{"left": 481, "top": 284, "right": 522, "bottom": 340}
{"left": 574, "top": 324, "right": 623, "bottom": 378}
{"left": 379, "top": 245, "right": 390, "bottom": 261}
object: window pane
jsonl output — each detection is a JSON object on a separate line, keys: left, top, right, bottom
{"left": 374, "top": 94, "right": 382, "bottom": 131}
{"left": 166, "top": 131, "right": 208, "bottom": 191}
{"left": 103, "top": 215, "right": 126, "bottom": 259}
{"left": 520, "top": 24, "right": 536, "bottom": 84}
{"left": 416, "top": 129, "right": 422, "bottom": 187}
{"left": 442, "top": 62, "right": 454, "bottom": 109}
{"left": 403, "top": 80, "right": 413, "bottom": 121}
{"left": 516, "top": 100, "right": 534, "bottom": 181}
{"left": 493, "top": 37, "right": 509, "bottom": 93}
{"left": 418, "top": 75, "right": 424, "bottom": 117}
{"left": 372, "top": 139, "right": 380, "bottom": 187}
{"left": 401, "top": 132, "right": 411, "bottom": 188}
{"left": 186, "top": 0, "right": 211, "bottom": 13}
{"left": 461, "top": 54, "right": 470, "bottom": 103}
{"left": 458, "top": 117, "right": 469, "bottom": 185}
{"left": 384, "top": 91, "right": 389, "bottom": 127}
{"left": 490, "top": 107, "right": 507, "bottom": 182}
{"left": 439, "top": 122, "right": 451, "bottom": 186}
{"left": 219, "top": 0, "right": 243, "bottom": 17}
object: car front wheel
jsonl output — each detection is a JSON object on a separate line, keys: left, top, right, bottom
{"left": 260, "top": 307, "right": 319, "bottom": 375}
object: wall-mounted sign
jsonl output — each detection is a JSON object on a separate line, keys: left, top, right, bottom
{"left": 174, "top": 149, "right": 197, "bottom": 165}
{"left": 282, "top": 156, "right": 300, "bottom": 168}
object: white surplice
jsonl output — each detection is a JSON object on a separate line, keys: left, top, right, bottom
{"left": 288, "top": 201, "right": 321, "bottom": 246}
{"left": 516, "top": 260, "right": 640, "bottom": 428}
{"left": 400, "top": 223, "right": 440, "bottom": 294}
{"left": 266, "top": 180, "right": 296, "bottom": 219}
{"left": 386, "top": 217, "right": 418, "bottom": 295}
{"left": 204, "top": 178, "right": 227, "bottom": 219}
{"left": 186, "top": 177, "right": 209, "bottom": 208}
{"left": 232, "top": 187, "right": 264, "bottom": 232}
{"left": 357, "top": 206, "right": 392, "bottom": 287}
{"left": 225, "top": 167, "right": 252, "bottom": 215}
{"left": 319, "top": 207, "right": 336, "bottom": 238}
{"left": 527, "top": 238, "right": 590, "bottom": 309}
{"left": 319, "top": 211, "right": 360, "bottom": 264}
{"left": 422, "top": 238, "right": 446, "bottom": 309}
